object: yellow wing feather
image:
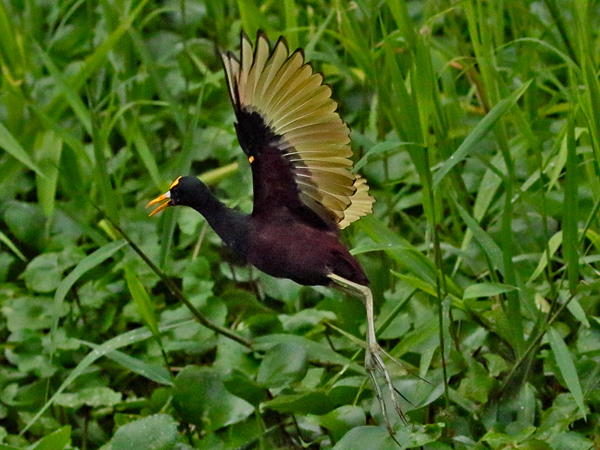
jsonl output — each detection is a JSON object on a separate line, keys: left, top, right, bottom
{"left": 221, "top": 32, "right": 374, "bottom": 228}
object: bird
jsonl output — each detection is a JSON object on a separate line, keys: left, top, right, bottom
{"left": 147, "top": 31, "right": 406, "bottom": 433}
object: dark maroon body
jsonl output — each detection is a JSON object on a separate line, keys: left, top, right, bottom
{"left": 247, "top": 210, "right": 368, "bottom": 286}
{"left": 165, "top": 176, "right": 369, "bottom": 288}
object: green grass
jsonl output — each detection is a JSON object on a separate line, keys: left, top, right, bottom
{"left": 1, "top": 0, "right": 599, "bottom": 449}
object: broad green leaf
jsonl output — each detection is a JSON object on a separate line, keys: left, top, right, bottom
{"left": 173, "top": 366, "right": 253, "bottom": 430}
{"left": 566, "top": 298, "right": 589, "bottom": 327}
{"left": 312, "top": 405, "right": 366, "bottom": 442}
{"left": 333, "top": 426, "right": 397, "bottom": 450}
{"left": 483, "top": 354, "right": 510, "bottom": 377}
{"left": 2, "top": 201, "right": 46, "bottom": 249}
{"left": 279, "top": 309, "right": 336, "bottom": 333}
{"left": 257, "top": 342, "right": 308, "bottom": 388}
{"left": 263, "top": 391, "right": 334, "bottom": 415}
{"left": 222, "top": 370, "right": 268, "bottom": 406}
{"left": 5, "top": 297, "right": 64, "bottom": 332}
{"left": 333, "top": 422, "right": 443, "bottom": 450}
{"left": 30, "top": 425, "right": 71, "bottom": 450}
{"left": 55, "top": 387, "right": 122, "bottom": 408}
{"left": 457, "top": 357, "right": 494, "bottom": 403}
{"left": 517, "top": 383, "right": 537, "bottom": 428}
{"left": 0, "top": 444, "right": 21, "bottom": 450}
{"left": 23, "top": 253, "right": 63, "bottom": 293}
{"left": 549, "top": 431, "right": 595, "bottom": 450}
{"left": 111, "top": 414, "right": 180, "bottom": 450}
{"left": 481, "top": 427, "right": 536, "bottom": 448}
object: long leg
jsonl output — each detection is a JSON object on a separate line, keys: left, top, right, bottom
{"left": 328, "top": 273, "right": 407, "bottom": 437}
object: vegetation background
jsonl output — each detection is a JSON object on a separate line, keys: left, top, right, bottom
{"left": 0, "top": 0, "right": 599, "bottom": 449}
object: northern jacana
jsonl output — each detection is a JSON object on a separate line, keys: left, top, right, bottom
{"left": 148, "top": 31, "right": 405, "bottom": 432}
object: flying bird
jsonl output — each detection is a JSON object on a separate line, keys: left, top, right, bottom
{"left": 148, "top": 31, "right": 405, "bottom": 433}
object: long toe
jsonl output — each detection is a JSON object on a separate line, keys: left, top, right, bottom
{"left": 365, "top": 343, "right": 408, "bottom": 433}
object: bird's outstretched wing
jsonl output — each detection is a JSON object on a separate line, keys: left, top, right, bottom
{"left": 220, "top": 31, "right": 373, "bottom": 229}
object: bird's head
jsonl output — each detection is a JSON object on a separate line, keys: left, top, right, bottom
{"left": 146, "top": 176, "right": 212, "bottom": 216}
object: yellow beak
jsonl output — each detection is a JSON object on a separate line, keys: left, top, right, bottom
{"left": 146, "top": 192, "right": 171, "bottom": 217}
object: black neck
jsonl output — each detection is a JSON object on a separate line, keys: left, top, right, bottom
{"left": 189, "top": 195, "right": 250, "bottom": 259}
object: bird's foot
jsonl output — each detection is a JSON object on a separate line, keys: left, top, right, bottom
{"left": 364, "top": 342, "right": 408, "bottom": 441}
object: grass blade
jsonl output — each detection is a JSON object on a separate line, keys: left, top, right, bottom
{"left": 283, "top": 0, "right": 298, "bottom": 50}
{"left": 564, "top": 112, "right": 579, "bottom": 292}
{"left": 128, "top": 121, "right": 162, "bottom": 189}
{"left": 527, "top": 231, "right": 563, "bottom": 285}
{"left": 463, "top": 283, "right": 517, "bottom": 300}
{"left": 51, "top": 240, "right": 128, "bottom": 352}
{"left": 237, "top": 0, "right": 266, "bottom": 38}
{"left": 0, "top": 122, "right": 45, "bottom": 176}
{"left": 125, "top": 264, "right": 160, "bottom": 337}
{"left": 79, "top": 342, "right": 172, "bottom": 386}
{"left": 34, "top": 131, "right": 62, "bottom": 218}
{"left": 455, "top": 201, "right": 505, "bottom": 275}
{"left": 433, "top": 81, "right": 531, "bottom": 189}
{"left": 0, "top": 230, "right": 27, "bottom": 262}
{"left": 547, "top": 327, "right": 586, "bottom": 418}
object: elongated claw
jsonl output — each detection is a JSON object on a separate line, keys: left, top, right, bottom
{"left": 365, "top": 341, "right": 408, "bottom": 430}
